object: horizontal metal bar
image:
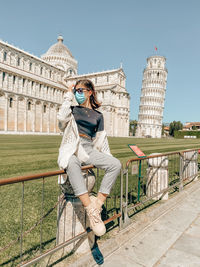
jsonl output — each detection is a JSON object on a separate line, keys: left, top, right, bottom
{"left": 126, "top": 148, "right": 200, "bottom": 167}
{"left": 0, "top": 165, "right": 94, "bottom": 186}
{"left": 20, "top": 231, "right": 88, "bottom": 267}
{"left": 19, "top": 213, "right": 121, "bottom": 267}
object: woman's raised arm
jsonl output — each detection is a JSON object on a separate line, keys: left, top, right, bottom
{"left": 57, "top": 83, "right": 75, "bottom": 131}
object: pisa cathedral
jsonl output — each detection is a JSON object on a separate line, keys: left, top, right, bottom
{"left": 135, "top": 55, "right": 168, "bottom": 138}
{"left": 0, "top": 36, "right": 130, "bottom": 137}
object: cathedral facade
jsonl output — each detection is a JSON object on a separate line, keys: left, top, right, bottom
{"left": 0, "top": 36, "right": 130, "bottom": 137}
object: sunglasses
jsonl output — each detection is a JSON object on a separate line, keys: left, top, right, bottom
{"left": 73, "top": 87, "right": 90, "bottom": 94}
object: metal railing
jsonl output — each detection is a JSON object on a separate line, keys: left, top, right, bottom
{"left": 0, "top": 148, "right": 199, "bottom": 266}
{"left": 0, "top": 165, "right": 122, "bottom": 266}
{"left": 120, "top": 148, "right": 200, "bottom": 228}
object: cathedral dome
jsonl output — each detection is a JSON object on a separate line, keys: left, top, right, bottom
{"left": 41, "top": 35, "right": 78, "bottom": 73}
{"left": 45, "top": 35, "right": 74, "bottom": 59}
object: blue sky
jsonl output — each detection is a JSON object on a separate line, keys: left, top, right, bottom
{"left": 1, "top": 0, "right": 200, "bottom": 123}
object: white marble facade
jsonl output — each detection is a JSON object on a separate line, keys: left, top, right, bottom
{"left": 0, "top": 36, "right": 130, "bottom": 137}
{"left": 135, "top": 55, "right": 168, "bottom": 138}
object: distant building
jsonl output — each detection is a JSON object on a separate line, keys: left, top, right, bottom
{"left": 0, "top": 36, "right": 130, "bottom": 136}
{"left": 183, "top": 122, "right": 200, "bottom": 131}
{"left": 135, "top": 55, "right": 168, "bottom": 138}
{"left": 163, "top": 126, "right": 170, "bottom": 136}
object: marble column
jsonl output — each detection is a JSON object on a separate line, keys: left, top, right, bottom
{"left": 47, "top": 103, "right": 50, "bottom": 133}
{"left": 4, "top": 93, "right": 8, "bottom": 131}
{"left": 32, "top": 100, "right": 36, "bottom": 132}
{"left": 0, "top": 72, "right": 2, "bottom": 86}
{"left": 111, "top": 110, "right": 115, "bottom": 137}
{"left": 14, "top": 96, "right": 18, "bottom": 132}
{"left": 15, "top": 76, "right": 19, "bottom": 93}
{"left": 4, "top": 73, "right": 8, "bottom": 90}
{"left": 54, "top": 106, "right": 57, "bottom": 133}
{"left": 8, "top": 74, "right": 11, "bottom": 91}
{"left": 114, "top": 112, "right": 118, "bottom": 137}
{"left": 40, "top": 101, "right": 43, "bottom": 132}
{"left": 24, "top": 97, "right": 27, "bottom": 132}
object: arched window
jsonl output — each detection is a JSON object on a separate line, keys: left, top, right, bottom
{"left": 28, "top": 101, "right": 31, "bottom": 110}
{"left": 9, "top": 98, "right": 13, "bottom": 108}
{"left": 43, "top": 104, "right": 46, "bottom": 113}
{"left": 17, "top": 57, "right": 20, "bottom": 66}
{"left": 157, "top": 72, "right": 159, "bottom": 78}
{"left": 2, "top": 72, "right": 6, "bottom": 82}
{"left": 29, "top": 62, "right": 32, "bottom": 71}
{"left": 3, "top": 51, "right": 7, "bottom": 61}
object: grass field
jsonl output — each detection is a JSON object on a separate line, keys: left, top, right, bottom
{"left": 0, "top": 134, "right": 200, "bottom": 179}
{"left": 0, "top": 135, "right": 200, "bottom": 266}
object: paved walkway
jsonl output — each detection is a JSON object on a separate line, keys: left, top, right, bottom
{"left": 99, "top": 181, "right": 200, "bottom": 267}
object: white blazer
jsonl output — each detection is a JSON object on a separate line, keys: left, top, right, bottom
{"left": 57, "top": 91, "right": 112, "bottom": 184}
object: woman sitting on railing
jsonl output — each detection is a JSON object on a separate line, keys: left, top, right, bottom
{"left": 57, "top": 79, "right": 121, "bottom": 237}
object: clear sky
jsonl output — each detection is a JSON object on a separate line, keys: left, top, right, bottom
{"left": 0, "top": 0, "right": 199, "bottom": 124}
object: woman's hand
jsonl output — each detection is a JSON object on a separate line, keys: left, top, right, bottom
{"left": 68, "top": 83, "right": 75, "bottom": 93}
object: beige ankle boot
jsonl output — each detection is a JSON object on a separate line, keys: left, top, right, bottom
{"left": 89, "top": 195, "right": 104, "bottom": 211}
{"left": 85, "top": 201, "right": 106, "bottom": 237}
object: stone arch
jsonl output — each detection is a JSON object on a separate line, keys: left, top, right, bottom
{"left": 7, "top": 94, "right": 17, "bottom": 131}
{"left": 9, "top": 97, "right": 14, "bottom": 108}
{"left": 42, "top": 102, "right": 48, "bottom": 132}
{"left": 26, "top": 98, "right": 34, "bottom": 132}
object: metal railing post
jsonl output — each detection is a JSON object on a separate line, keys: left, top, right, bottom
{"left": 40, "top": 178, "right": 44, "bottom": 253}
{"left": 179, "top": 152, "right": 184, "bottom": 192}
{"left": 121, "top": 167, "right": 131, "bottom": 228}
{"left": 137, "top": 160, "right": 142, "bottom": 201}
{"left": 20, "top": 182, "right": 25, "bottom": 264}
{"left": 119, "top": 167, "right": 123, "bottom": 230}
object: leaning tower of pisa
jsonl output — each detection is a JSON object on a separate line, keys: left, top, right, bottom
{"left": 135, "top": 55, "right": 168, "bottom": 138}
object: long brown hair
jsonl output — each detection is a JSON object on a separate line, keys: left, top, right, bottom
{"left": 74, "top": 79, "right": 101, "bottom": 109}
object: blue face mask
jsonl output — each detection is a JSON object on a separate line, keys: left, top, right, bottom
{"left": 75, "top": 91, "right": 86, "bottom": 104}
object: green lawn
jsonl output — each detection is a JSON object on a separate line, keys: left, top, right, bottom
{"left": 0, "top": 135, "right": 200, "bottom": 266}
{"left": 0, "top": 134, "right": 200, "bottom": 179}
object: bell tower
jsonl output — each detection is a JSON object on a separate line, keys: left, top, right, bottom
{"left": 135, "top": 55, "right": 168, "bottom": 138}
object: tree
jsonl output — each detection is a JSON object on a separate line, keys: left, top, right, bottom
{"left": 162, "top": 124, "right": 165, "bottom": 136}
{"left": 169, "top": 121, "right": 183, "bottom": 136}
{"left": 192, "top": 125, "right": 197, "bottom": 130}
{"left": 129, "top": 120, "right": 137, "bottom": 136}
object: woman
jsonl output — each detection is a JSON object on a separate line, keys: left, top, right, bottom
{"left": 57, "top": 79, "right": 121, "bottom": 237}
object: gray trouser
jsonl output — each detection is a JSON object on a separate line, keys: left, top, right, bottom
{"left": 66, "top": 137, "right": 121, "bottom": 196}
